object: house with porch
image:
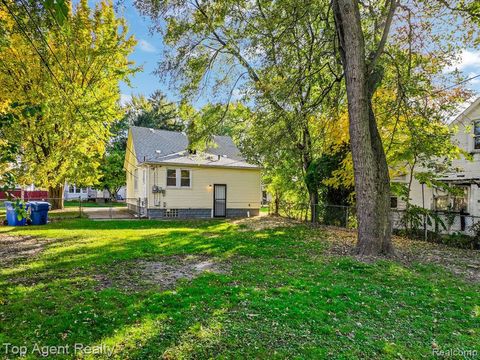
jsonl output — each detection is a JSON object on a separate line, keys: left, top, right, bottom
{"left": 393, "top": 97, "right": 480, "bottom": 234}
{"left": 124, "top": 126, "right": 262, "bottom": 218}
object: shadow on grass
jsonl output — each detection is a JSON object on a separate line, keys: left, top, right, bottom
{"left": 0, "top": 219, "right": 478, "bottom": 358}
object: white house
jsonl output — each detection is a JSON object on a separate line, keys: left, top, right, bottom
{"left": 124, "top": 127, "right": 262, "bottom": 218}
{"left": 395, "top": 97, "right": 480, "bottom": 233}
{"left": 64, "top": 184, "right": 126, "bottom": 201}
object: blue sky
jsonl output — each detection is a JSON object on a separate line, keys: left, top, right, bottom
{"left": 114, "top": 1, "right": 173, "bottom": 105}
{"left": 111, "top": 2, "right": 480, "bottom": 107}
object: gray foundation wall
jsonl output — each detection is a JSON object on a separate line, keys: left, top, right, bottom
{"left": 146, "top": 208, "right": 259, "bottom": 219}
{"left": 226, "top": 208, "right": 259, "bottom": 218}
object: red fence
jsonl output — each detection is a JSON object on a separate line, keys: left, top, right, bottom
{"left": 0, "top": 190, "right": 48, "bottom": 200}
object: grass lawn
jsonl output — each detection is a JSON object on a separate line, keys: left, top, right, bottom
{"left": 0, "top": 218, "right": 478, "bottom": 359}
{"left": 64, "top": 200, "right": 126, "bottom": 208}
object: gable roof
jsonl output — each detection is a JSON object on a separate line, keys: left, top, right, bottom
{"left": 129, "top": 126, "right": 259, "bottom": 169}
{"left": 447, "top": 96, "right": 480, "bottom": 126}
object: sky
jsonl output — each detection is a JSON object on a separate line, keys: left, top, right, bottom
{"left": 113, "top": 1, "right": 173, "bottom": 106}
{"left": 110, "top": 1, "right": 480, "bottom": 107}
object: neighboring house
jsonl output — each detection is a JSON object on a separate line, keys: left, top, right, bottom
{"left": 64, "top": 184, "right": 126, "bottom": 201}
{"left": 64, "top": 184, "right": 89, "bottom": 200}
{"left": 124, "top": 126, "right": 262, "bottom": 218}
{"left": 394, "top": 97, "right": 480, "bottom": 233}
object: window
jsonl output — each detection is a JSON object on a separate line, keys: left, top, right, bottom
{"left": 75, "top": 187, "right": 81, "bottom": 194}
{"left": 181, "top": 170, "right": 190, "bottom": 187}
{"left": 167, "top": 169, "right": 177, "bottom": 186}
{"left": 166, "top": 169, "right": 191, "bottom": 188}
{"left": 434, "top": 186, "right": 468, "bottom": 212}
{"left": 390, "top": 196, "right": 398, "bottom": 209}
{"left": 68, "top": 185, "right": 75, "bottom": 193}
{"left": 164, "top": 209, "right": 178, "bottom": 218}
{"left": 474, "top": 120, "right": 480, "bottom": 150}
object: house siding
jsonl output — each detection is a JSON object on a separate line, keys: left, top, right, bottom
{"left": 397, "top": 99, "right": 480, "bottom": 220}
{"left": 124, "top": 130, "right": 262, "bottom": 218}
{"left": 147, "top": 165, "right": 262, "bottom": 211}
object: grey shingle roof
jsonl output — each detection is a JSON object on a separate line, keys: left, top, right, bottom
{"left": 129, "top": 126, "right": 259, "bottom": 169}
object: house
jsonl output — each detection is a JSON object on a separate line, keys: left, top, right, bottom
{"left": 124, "top": 126, "right": 262, "bottom": 218}
{"left": 394, "top": 97, "right": 480, "bottom": 234}
{"left": 64, "top": 183, "right": 126, "bottom": 201}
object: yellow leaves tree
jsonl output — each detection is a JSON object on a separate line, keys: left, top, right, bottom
{"left": 0, "top": 0, "right": 136, "bottom": 208}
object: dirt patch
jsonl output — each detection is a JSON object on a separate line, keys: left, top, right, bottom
{"left": 323, "top": 226, "right": 480, "bottom": 283}
{"left": 0, "top": 234, "right": 53, "bottom": 266}
{"left": 232, "top": 216, "right": 301, "bottom": 231}
{"left": 94, "top": 255, "right": 230, "bottom": 291}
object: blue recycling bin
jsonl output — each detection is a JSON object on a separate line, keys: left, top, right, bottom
{"left": 28, "top": 201, "right": 51, "bottom": 225}
{"left": 4, "top": 201, "right": 29, "bottom": 226}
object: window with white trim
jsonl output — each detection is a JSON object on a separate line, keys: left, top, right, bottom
{"left": 474, "top": 120, "right": 480, "bottom": 150}
{"left": 181, "top": 170, "right": 190, "bottom": 187}
{"left": 167, "top": 169, "right": 177, "bottom": 186}
{"left": 166, "top": 169, "right": 191, "bottom": 188}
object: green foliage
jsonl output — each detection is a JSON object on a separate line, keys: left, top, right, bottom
{"left": 399, "top": 205, "right": 446, "bottom": 236}
{"left": 97, "top": 149, "right": 126, "bottom": 200}
{"left": 441, "top": 231, "right": 479, "bottom": 250}
{"left": 43, "top": 0, "right": 69, "bottom": 25}
{"left": 12, "top": 199, "right": 29, "bottom": 221}
{"left": 0, "top": 0, "right": 137, "bottom": 193}
{"left": 125, "top": 90, "right": 184, "bottom": 131}
{"left": 306, "top": 146, "right": 353, "bottom": 206}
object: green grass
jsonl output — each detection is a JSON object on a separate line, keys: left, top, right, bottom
{"left": 64, "top": 200, "right": 126, "bottom": 208}
{"left": 0, "top": 219, "right": 478, "bottom": 359}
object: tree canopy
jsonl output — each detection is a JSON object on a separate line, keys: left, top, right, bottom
{"left": 0, "top": 0, "right": 136, "bottom": 208}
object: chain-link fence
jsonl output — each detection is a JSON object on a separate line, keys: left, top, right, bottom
{"left": 266, "top": 201, "right": 480, "bottom": 248}
{"left": 0, "top": 197, "right": 149, "bottom": 221}
{"left": 391, "top": 209, "right": 480, "bottom": 237}
{"left": 267, "top": 202, "right": 357, "bottom": 228}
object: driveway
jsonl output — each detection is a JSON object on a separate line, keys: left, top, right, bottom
{"left": 82, "top": 207, "right": 135, "bottom": 219}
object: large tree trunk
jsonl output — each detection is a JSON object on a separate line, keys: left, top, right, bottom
{"left": 274, "top": 191, "right": 280, "bottom": 216}
{"left": 308, "top": 187, "right": 319, "bottom": 223}
{"left": 300, "top": 125, "right": 319, "bottom": 224}
{"left": 48, "top": 185, "right": 64, "bottom": 210}
{"left": 333, "top": 0, "right": 394, "bottom": 255}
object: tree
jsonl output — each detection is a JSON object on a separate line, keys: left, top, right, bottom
{"left": 332, "top": 0, "right": 477, "bottom": 255}
{"left": 97, "top": 149, "right": 125, "bottom": 200}
{"left": 0, "top": 0, "right": 136, "bottom": 209}
{"left": 332, "top": 0, "right": 397, "bottom": 255}
{"left": 126, "top": 90, "right": 184, "bottom": 131}
{"left": 135, "top": 0, "right": 342, "bottom": 222}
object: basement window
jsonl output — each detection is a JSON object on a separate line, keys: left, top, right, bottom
{"left": 163, "top": 209, "right": 178, "bottom": 218}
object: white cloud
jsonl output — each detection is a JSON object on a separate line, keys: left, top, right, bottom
{"left": 119, "top": 93, "right": 132, "bottom": 107}
{"left": 445, "top": 49, "right": 480, "bottom": 72}
{"left": 138, "top": 39, "right": 157, "bottom": 53}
